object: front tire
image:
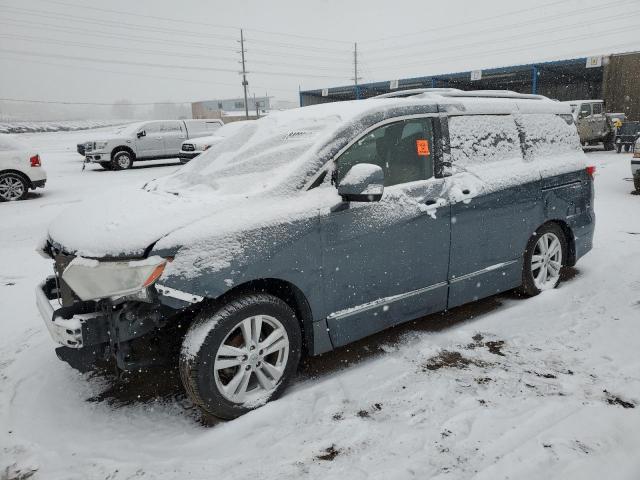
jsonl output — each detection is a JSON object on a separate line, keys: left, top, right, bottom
{"left": 0, "top": 172, "right": 29, "bottom": 201}
{"left": 520, "top": 223, "right": 567, "bottom": 296}
{"left": 111, "top": 150, "right": 133, "bottom": 170}
{"left": 634, "top": 175, "right": 640, "bottom": 193}
{"left": 180, "top": 294, "right": 302, "bottom": 420}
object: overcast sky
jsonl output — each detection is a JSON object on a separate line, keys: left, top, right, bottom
{"left": 0, "top": 0, "right": 638, "bottom": 116}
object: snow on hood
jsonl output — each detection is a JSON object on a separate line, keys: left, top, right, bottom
{"left": 46, "top": 188, "right": 232, "bottom": 257}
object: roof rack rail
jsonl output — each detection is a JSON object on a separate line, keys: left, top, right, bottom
{"left": 418, "top": 89, "right": 550, "bottom": 100}
{"left": 372, "top": 88, "right": 462, "bottom": 99}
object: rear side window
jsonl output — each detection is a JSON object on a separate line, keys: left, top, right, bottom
{"left": 449, "top": 115, "right": 523, "bottom": 167}
{"left": 336, "top": 118, "right": 434, "bottom": 187}
{"left": 592, "top": 103, "right": 603, "bottom": 115}
{"left": 161, "top": 121, "right": 182, "bottom": 133}
{"left": 515, "top": 114, "right": 582, "bottom": 160}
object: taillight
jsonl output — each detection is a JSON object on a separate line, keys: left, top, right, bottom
{"left": 30, "top": 154, "right": 41, "bottom": 167}
{"left": 586, "top": 165, "right": 596, "bottom": 179}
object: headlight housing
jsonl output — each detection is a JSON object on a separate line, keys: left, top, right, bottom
{"left": 62, "top": 256, "right": 169, "bottom": 301}
{"left": 94, "top": 141, "right": 109, "bottom": 150}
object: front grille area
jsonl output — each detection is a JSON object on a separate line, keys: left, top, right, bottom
{"left": 182, "top": 143, "right": 195, "bottom": 152}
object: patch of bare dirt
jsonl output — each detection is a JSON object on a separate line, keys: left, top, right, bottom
{"left": 423, "top": 351, "right": 487, "bottom": 371}
{"left": 604, "top": 390, "right": 636, "bottom": 409}
{"left": 315, "top": 445, "right": 341, "bottom": 461}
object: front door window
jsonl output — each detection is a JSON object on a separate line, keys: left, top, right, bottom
{"left": 335, "top": 118, "right": 434, "bottom": 187}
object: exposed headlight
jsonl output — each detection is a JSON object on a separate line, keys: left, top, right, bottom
{"left": 62, "top": 256, "right": 169, "bottom": 301}
{"left": 201, "top": 144, "right": 211, "bottom": 151}
{"left": 94, "top": 141, "right": 109, "bottom": 150}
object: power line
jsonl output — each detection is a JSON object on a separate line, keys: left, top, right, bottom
{"left": 0, "top": 5, "right": 239, "bottom": 42}
{"left": 0, "top": 48, "right": 349, "bottom": 79}
{"left": 365, "top": 26, "right": 640, "bottom": 71}
{"left": 38, "top": 0, "right": 353, "bottom": 45}
{"left": 0, "top": 54, "right": 296, "bottom": 94}
{"left": 364, "top": 10, "right": 640, "bottom": 66}
{"left": 0, "top": 32, "right": 350, "bottom": 73}
{"left": 360, "top": 0, "right": 573, "bottom": 44}
{"left": 363, "top": 0, "right": 636, "bottom": 58}
{"left": 0, "top": 17, "right": 238, "bottom": 53}
{"left": 0, "top": 17, "right": 352, "bottom": 65}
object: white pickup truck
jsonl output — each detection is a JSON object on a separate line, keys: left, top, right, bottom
{"left": 82, "top": 119, "right": 223, "bottom": 170}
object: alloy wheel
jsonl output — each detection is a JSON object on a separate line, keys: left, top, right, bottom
{"left": 214, "top": 314, "right": 289, "bottom": 404}
{"left": 116, "top": 154, "right": 131, "bottom": 169}
{"left": 531, "top": 232, "right": 563, "bottom": 290}
{"left": 0, "top": 174, "right": 26, "bottom": 201}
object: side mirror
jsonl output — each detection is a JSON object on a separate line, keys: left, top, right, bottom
{"left": 337, "top": 163, "right": 384, "bottom": 202}
{"left": 137, "top": 130, "right": 146, "bottom": 138}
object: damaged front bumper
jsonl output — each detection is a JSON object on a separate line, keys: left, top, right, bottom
{"left": 36, "top": 276, "right": 108, "bottom": 349}
{"left": 36, "top": 275, "right": 188, "bottom": 372}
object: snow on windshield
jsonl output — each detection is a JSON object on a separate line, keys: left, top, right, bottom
{"left": 111, "top": 122, "right": 146, "bottom": 137}
{"left": 0, "top": 134, "right": 28, "bottom": 151}
{"left": 146, "top": 102, "right": 388, "bottom": 197}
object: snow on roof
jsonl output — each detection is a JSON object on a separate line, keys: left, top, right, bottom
{"left": 148, "top": 94, "right": 568, "bottom": 198}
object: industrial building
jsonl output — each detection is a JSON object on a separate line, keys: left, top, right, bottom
{"left": 300, "top": 51, "right": 640, "bottom": 120}
{"left": 192, "top": 96, "right": 271, "bottom": 121}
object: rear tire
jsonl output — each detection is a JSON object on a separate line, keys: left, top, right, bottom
{"left": 519, "top": 223, "right": 567, "bottom": 297}
{"left": 603, "top": 140, "right": 615, "bottom": 151}
{"left": 624, "top": 144, "right": 631, "bottom": 153}
{"left": 180, "top": 294, "right": 302, "bottom": 420}
{"left": 111, "top": 150, "right": 133, "bottom": 170}
{"left": 634, "top": 175, "right": 640, "bottom": 193}
{"left": 0, "top": 172, "right": 29, "bottom": 201}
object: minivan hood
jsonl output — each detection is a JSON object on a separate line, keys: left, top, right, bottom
{"left": 46, "top": 187, "right": 340, "bottom": 259}
{"left": 46, "top": 188, "right": 234, "bottom": 258}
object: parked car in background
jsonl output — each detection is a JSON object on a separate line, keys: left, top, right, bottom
{"left": 563, "top": 99, "right": 625, "bottom": 150}
{"left": 83, "top": 119, "right": 224, "bottom": 170}
{"left": 0, "top": 135, "right": 46, "bottom": 201}
{"left": 633, "top": 137, "right": 640, "bottom": 192}
{"left": 179, "top": 120, "right": 252, "bottom": 163}
{"left": 37, "top": 90, "right": 594, "bottom": 420}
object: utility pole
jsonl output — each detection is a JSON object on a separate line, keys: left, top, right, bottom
{"left": 353, "top": 42, "right": 361, "bottom": 100}
{"left": 239, "top": 29, "right": 249, "bottom": 119}
{"left": 254, "top": 93, "right": 259, "bottom": 118}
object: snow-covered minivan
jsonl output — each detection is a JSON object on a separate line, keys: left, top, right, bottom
{"left": 37, "top": 90, "right": 595, "bottom": 419}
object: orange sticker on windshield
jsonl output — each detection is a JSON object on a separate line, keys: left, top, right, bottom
{"left": 416, "top": 139, "right": 430, "bottom": 156}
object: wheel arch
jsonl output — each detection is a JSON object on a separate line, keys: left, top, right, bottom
{"left": 206, "top": 278, "right": 316, "bottom": 357}
{"left": 0, "top": 169, "right": 33, "bottom": 189}
{"left": 111, "top": 145, "right": 136, "bottom": 160}
{"left": 543, "top": 219, "right": 576, "bottom": 267}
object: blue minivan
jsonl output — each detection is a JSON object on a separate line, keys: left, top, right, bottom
{"left": 37, "top": 89, "right": 594, "bottom": 419}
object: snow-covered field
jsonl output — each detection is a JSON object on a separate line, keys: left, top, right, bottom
{"left": 0, "top": 120, "right": 131, "bottom": 134}
{"left": 1, "top": 130, "right": 639, "bottom": 480}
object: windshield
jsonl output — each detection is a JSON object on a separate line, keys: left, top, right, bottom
{"left": 147, "top": 109, "right": 350, "bottom": 197}
{"left": 110, "top": 122, "right": 147, "bottom": 137}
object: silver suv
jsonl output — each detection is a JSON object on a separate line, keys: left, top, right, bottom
{"left": 83, "top": 119, "right": 223, "bottom": 170}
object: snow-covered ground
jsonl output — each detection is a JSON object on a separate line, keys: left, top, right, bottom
{"left": 1, "top": 131, "right": 639, "bottom": 480}
{"left": 0, "top": 120, "right": 131, "bottom": 134}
